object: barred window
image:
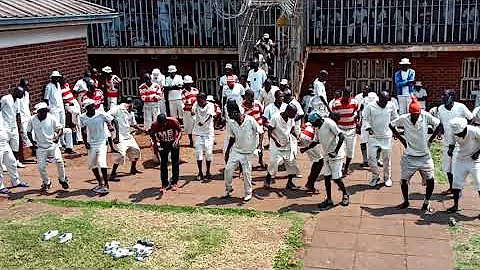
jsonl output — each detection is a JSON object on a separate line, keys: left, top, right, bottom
{"left": 460, "top": 58, "right": 480, "bottom": 100}
{"left": 345, "top": 58, "right": 394, "bottom": 95}
{"left": 118, "top": 59, "right": 141, "bottom": 97}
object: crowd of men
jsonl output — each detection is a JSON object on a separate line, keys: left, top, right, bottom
{"left": 0, "top": 58, "right": 479, "bottom": 216}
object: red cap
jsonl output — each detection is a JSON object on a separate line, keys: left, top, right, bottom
{"left": 409, "top": 97, "right": 421, "bottom": 114}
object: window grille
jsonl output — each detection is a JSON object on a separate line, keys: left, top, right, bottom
{"left": 118, "top": 59, "right": 141, "bottom": 97}
{"left": 461, "top": 58, "right": 480, "bottom": 100}
{"left": 345, "top": 58, "right": 394, "bottom": 95}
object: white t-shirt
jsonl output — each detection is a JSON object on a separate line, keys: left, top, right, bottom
{"left": 313, "top": 79, "right": 329, "bottom": 116}
{"left": 108, "top": 104, "right": 136, "bottom": 140}
{"left": 27, "top": 113, "right": 63, "bottom": 149}
{"left": 192, "top": 102, "right": 216, "bottom": 136}
{"left": 362, "top": 101, "right": 399, "bottom": 139}
{"left": 314, "top": 118, "right": 344, "bottom": 158}
{"left": 413, "top": 88, "right": 428, "bottom": 109}
{"left": 223, "top": 83, "right": 245, "bottom": 107}
{"left": 164, "top": 75, "right": 184, "bottom": 100}
{"left": 151, "top": 74, "right": 166, "bottom": 87}
{"left": 259, "top": 85, "right": 279, "bottom": 108}
{"left": 227, "top": 115, "right": 261, "bottom": 154}
{"left": 451, "top": 125, "right": 480, "bottom": 162}
{"left": 15, "top": 91, "right": 31, "bottom": 122}
{"left": 437, "top": 102, "right": 473, "bottom": 146}
{"left": 263, "top": 103, "right": 287, "bottom": 123}
{"left": 391, "top": 111, "right": 440, "bottom": 156}
{"left": 44, "top": 82, "right": 65, "bottom": 112}
{"left": 0, "top": 95, "right": 17, "bottom": 128}
{"left": 269, "top": 112, "right": 295, "bottom": 150}
{"left": 219, "top": 74, "right": 239, "bottom": 87}
{"left": 400, "top": 71, "right": 410, "bottom": 96}
{"left": 80, "top": 111, "right": 113, "bottom": 145}
{"left": 247, "top": 69, "right": 267, "bottom": 93}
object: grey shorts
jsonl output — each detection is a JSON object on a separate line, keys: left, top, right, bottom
{"left": 400, "top": 154, "right": 435, "bottom": 183}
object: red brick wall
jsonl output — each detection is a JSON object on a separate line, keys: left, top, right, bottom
{"left": 303, "top": 51, "right": 480, "bottom": 109}
{"left": 0, "top": 38, "right": 89, "bottom": 106}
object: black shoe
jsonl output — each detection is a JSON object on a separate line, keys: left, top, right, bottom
{"left": 137, "top": 239, "right": 154, "bottom": 247}
{"left": 421, "top": 202, "right": 434, "bottom": 214}
{"left": 59, "top": 178, "right": 69, "bottom": 189}
{"left": 285, "top": 181, "right": 299, "bottom": 191}
{"left": 264, "top": 174, "right": 272, "bottom": 188}
{"left": 340, "top": 194, "right": 350, "bottom": 206}
{"left": 318, "top": 199, "right": 334, "bottom": 209}
{"left": 447, "top": 205, "right": 460, "bottom": 213}
{"left": 360, "top": 162, "right": 369, "bottom": 168}
{"left": 397, "top": 201, "right": 410, "bottom": 209}
{"left": 40, "top": 182, "right": 51, "bottom": 192}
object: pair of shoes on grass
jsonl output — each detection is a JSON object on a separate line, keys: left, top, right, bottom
{"left": 43, "top": 230, "right": 73, "bottom": 243}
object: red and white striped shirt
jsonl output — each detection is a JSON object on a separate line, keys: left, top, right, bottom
{"left": 106, "top": 75, "right": 122, "bottom": 98}
{"left": 214, "top": 103, "right": 221, "bottom": 116}
{"left": 139, "top": 83, "right": 163, "bottom": 103}
{"left": 61, "top": 83, "right": 75, "bottom": 104}
{"left": 182, "top": 87, "right": 199, "bottom": 112}
{"left": 242, "top": 100, "right": 264, "bottom": 127}
{"left": 331, "top": 98, "right": 359, "bottom": 129}
{"left": 84, "top": 89, "right": 104, "bottom": 110}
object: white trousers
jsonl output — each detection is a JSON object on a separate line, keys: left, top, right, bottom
{"left": 169, "top": 99, "right": 184, "bottom": 119}
{"left": 112, "top": 137, "right": 141, "bottom": 164}
{"left": 398, "top": 95, "right": 411, "bottom": 115}
{"left": 443, "top": 146, "right": 453, "bottom": 173}
{"left": 51, "top": 110, "right": 73, "bottom": 149}
{"left": 368, "top": 137, "right": 392, "bottom": 181}
{"left": 183, "top": 112, "right": 194, "bottom": 134}
{"left": 0, "top": 144, "right": 20, "bottom": 189}
{"left": 144, "top": 103, "right": 160, "bottom": 131}
{"left": 87, "top": 143, "right": 108, "bottom": 170}
{"left": 107, "top": 97, "right": 117, "bottom": 110}
{"left": 195, "top": 134, "right": 214, "bottom": 161}
{"left": 453, "top": 161, "right": 480, "bottom": 191}
{"left": 20, "top": 120, "right": 32, "bottom": 147}
{"left": 36, "top": 144, "right": 65, "bottom": 185}
{"left": 268, "top": 145, "right": 299, "bottom": 177}
{"left": 225, "top": 150, "right": 253, "bottom": 196}
{"left": 7, "top": 126, "right": 19, "bottom": 152}
{"left": 340, "top": 127, "right": 356, "bottom": 159}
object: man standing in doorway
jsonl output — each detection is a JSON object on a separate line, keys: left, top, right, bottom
{"left": 247, "top": 61, "right": 267, "bottom": 100}
{"left": 312, "top": 70, "right": 330, "bottom": 118}
{"left": 394, "top": 58, "right": 415, "bottom": 115}
{"left": 164, "top": 65, "right": 184, "bottom": 120}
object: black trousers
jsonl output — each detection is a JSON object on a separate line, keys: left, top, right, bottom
{"left": 159, "top": 143, "right": 180, "bottom": 187}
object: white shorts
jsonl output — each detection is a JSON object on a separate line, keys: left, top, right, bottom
{"left": 321, "top": 157, "right": 343, "bottom": 179}
{"left": 452, "top": 161, "right": 480, "bottom": 191}
{"left": 340, "top": 127, "right": 356, "bottom": 159}
{"left": 195, "top": 134, "right": 214, "bottom": 161}
{"left": 305, "top": 146, "right": 323, "bottom": 162}
{"left": 112, "top": 137, "right": 141, "bottom": 164}
{"left": 400, "top": 154, "right": 434, "bottom": 183}
{"left": 443, "top": 146, "right": 452, "bottom": 173}
{"left": 268, "top": 145, "right": 299, "bottom": 177}
{"left": 169, "top": 99, "right": 184, "bottom": 119}
{"left": 7, "top": 126, "right": 19, "bottom": 152}
{"left": 87, "top": 143, "right": 108, "bottom": 170}
{"left": 183, "top": 111, "right": 194, "bottom": 134}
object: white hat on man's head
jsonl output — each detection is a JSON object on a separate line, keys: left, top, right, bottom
{"left": 415, "top": 81, "right": 423, "bottom": 87}
{"left": 183, "top": 75, "right": 194, "bottom": 84}
{"left": 83, "top": 99, "right": 95, "bottom": 109}
{"left": 399, "top": 58, "right": 411, "bottom": 65}
{"left": 263, "top": 33, "right": 270, "bottom": 39}
{"left": 152, "top": 68, "right": 161, "bottom": 75}
{"left": 450, "top": 117, "right": 468, "bottom": 135}
{"left": 280, "top": 79, "right": 289, "bottom": 85}
{"left": 34, "top": 102, "right": 48, "bottom": 112}
{"left": 102, "top": 66, "right": 113, "bottom": 73}
{"left": 50, "top": 71, "right": 61, "bottom": 77}
{"left": 168, "top": 65, "right": 177, "bottom": 73}
{"left": 225, "top": 63, "right": 233, "bottom": 69}
{"left": 207, "top": 95, "right": 215, "bottom": 102}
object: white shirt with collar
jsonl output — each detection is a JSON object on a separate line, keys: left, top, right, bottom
{"left": 269, "top": 112, "right": 295, "bottom": 150}
{"left": 314, "top": 118, "right": 345, "bottom": 158}
{"left": 247, "top": 68, "right": 267, "bottom": 95}
{"left": 27, "top": 113, "right": 63, "bottom": 149}
{"left": 108, "top": 103, "right": 137, "bottom": 140}
{"left": 15, "top": 91, "right": 31, "bottom": 123}
{"left": 223, "top": 83, "right": 245, "bottom": 107}
{"left": 437, "top": 102, "right": 473, "bottom": 146}
{"left": 263, "top": 102, "right": 287, "bottom": 124}
{"left": 0, "top": 94, "right": 18, "bottom": 128}
{"left": 44, "top": 82, "right": 64, "bottom": 112}
{"left": 227, "top": 115, "right": 261, "bottom": 154}
{"left": 451, "top": 125, "right": 480, "bottom": 163}
{"left": 164, "top": 74, "right": 184, "bottom": 100}
{"left": 259, "top": 85, "right": 279, "bottom": 108}
{"left": 362, "top": 101, "right": 399, "bottom": 139}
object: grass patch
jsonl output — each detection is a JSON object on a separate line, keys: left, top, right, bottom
{"left": 0, "top": 199, "right": 304, "bottom": 269}
{"left": 431, "top": 141, "right": 448, "bottom": 185}
{"left": 451, "top": 222, "right": 480, "bottom": 270}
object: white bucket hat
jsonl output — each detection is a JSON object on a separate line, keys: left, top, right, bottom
{"left": 225, "top": 63, "right": 233, "bottom": 69}
{"left": 415, "top": 81, "right": 423, "bottom": 87}
{"left": 183, "top": 75, "right": 194, "bottom": 84}
{"left": 50, "top": 71, "right": 61, "bottom": 77}
{"left": 102, "top": 66, "right": 113, "bottom": 73}
{"left": 263, "top": 33, "right": 270, "bottom": 39}
{"left": 206, "top": 95, "right": 215, "bottom": 102}
{"left": 34, "top": 102, "right": 48, "bottom": 112}
{"left": 450, "top": 117, "right": 468, "bottom": 135}
{"left": 280, "top": 79, "right": 289, "bottom": 85}
{"left": 168, "top": 65, "right": 177, "bottom": 73}
{"left": 399, "top": 58, "right": 411, "bottom": 65}
{"left": 152, "top": 68, "right": 161, "bottom": 75}
{"left": 83, "top": 98, "right": 96, "bottom": 108}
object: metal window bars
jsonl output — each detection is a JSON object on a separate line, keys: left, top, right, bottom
{"left": 345, "top": 58, "right": 394, "bottom": 95}
{"left": 461, "top": 58, "right": 480, "bottom": 100}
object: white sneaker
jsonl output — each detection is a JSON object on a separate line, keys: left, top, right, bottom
{"left": 369, "top": 178, "right": 380, "bottom": 187}
{"left": 16, "top": 160, "right": 26, "bottom": 168}
{"left": 104, "top": 241, "right": 120, "bottom": 254}
{"left": 43, "top": 230, "right": 59, "bottom": 240}
{"left": 2, "top": 165, "right": 6, "bottom": 172}
{"left": 243, "top": 194, "right": 252, "bottom": 202}
{"left": 58, "top": 232, "right": 73, "bottom": 244}
{"left": 132, "top": 243, "right": 146, "bottom": 253}
{"left": 295, "top": 174, "right": 303, "bottom": 178}
{"left": 384, "top": 179, "right": 393, "bottom": 187}
{"left": 112, "top": 247, "right": 133, "bottom": 259}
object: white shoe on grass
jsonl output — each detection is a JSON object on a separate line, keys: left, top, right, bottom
{"left": 43, "top": 230, "right": 59, "bottom": 240}
{"left": 104, "top": 241, "right": 120, "bottom": 254}
{"left": 58, "top": 233, "right": 73, "bottom": 244}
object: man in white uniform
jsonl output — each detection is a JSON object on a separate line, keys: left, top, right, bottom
{"left": 109, "top": 98, "right": 143, "bottom": 181}
{"left": 259, "top": 79, "right": 279, "bottom": 108}
{"left": 355, "top": 85, "right": 377, "bottom": 167}
{"left": 151, "top": 68, "right": 166, "bottom": 114}
{"left": 390, "top": 98, "right": 441, "bottom": 213}
{"left": 16, "top": 78, "right": 33, "bottom": 155}
{"left": 263, "top": 90, "right": 287, "bottom": 125}
{"left": 0, "top": 112, "right": 29, "bottom": 195}
{"left": 44, "top": 71, "right": 67, "bottom": 143}
{"left": 223, "top": 76, "right": 245, "bottom": 108}
{"left": 1, "top": 86, "right": 25, "bottom": 168}
{"left": 192, "top": 93, "right": 216, "bottom": 182}
{"left": 224, "top": 101, "right": 262, "bottom": 202}
{"left": 447, "top": 117, "right": 480, "bottom": 215}
{"left": 301, "top": 111, "right": 350, "bottom": 209}
{"left": 437, "top": 90, "right": 473, "bottom": 195}
{"left": 413, "top": 81, "right": 428, "bottom": 110}
{"left": 164, "top": 65, "right": 184, "bottom": 120}
{"left": 80, "top": 99, "right": 114, "bottom": 195}
{"left": 27, "top": 102, "right": 69, "bottom": 192}
{"left": 219, "top": 63, "right": 239, "bottom": 103}
{"left": 265, "top": 104, "right": 300, "bottom": 190}
{"left": 312, "top": 70, "right": 330, "bottom": 118}
{"left": 363, "top": 91, "right": 399, "bottom": 187}
{"left": 247, "top": 61, "right": 267, "bottom": 99}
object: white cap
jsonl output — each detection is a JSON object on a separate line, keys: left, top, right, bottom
{"left": 102, "top": 66, "right": 112, "bottom": 73}
{"left": 415, "top": 81, "right": 423, "bottom": 87}
{"left": 280, "top": 79, "right": 289, "bottom": 85}
{"left": 50, "top": 71, "right": 61, "bottom": 77}
{"left": 183, "top": 75, "right": 194, "bottom": 84}
{"left": 83, "top": 98, "right": 95, "bottom": 108}
{"left": 399, "top": 58, "right": 411, "bottom": 65}
{"left": 207, "top": 95, "right": 215, "bottom": 102}
{"left": 450, "top": 117, "right": 468, "bottom": 135}
{"left": 34, "top": 102, "right": 48, "bottom": 111}
{"left": 263, "top": 33, "right": 270, "bottom": 39}
{"left": 168, "top": 65, "right": 177, "bottom": 73}
{"left": 152, "top": 68, "right": 161, "bottom": 75}
{"left": 225, "top": 63, "right": 233, "bottom": 69}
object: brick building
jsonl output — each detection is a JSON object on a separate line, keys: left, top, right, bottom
{"left": 0, "top": 0, "right": 117, "bottom": 105}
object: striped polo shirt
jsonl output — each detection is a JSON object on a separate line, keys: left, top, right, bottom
{"left": 242, "top": 100, "right": 264, "bottom": 127}
{"left": 182, "top": 87, "right": 199, "bottom": 112}
{"left": 84, "top": 89, "right": 104, "bottom": 110}
{"left": 139, "top": 83, "right": 163, "bottom": 103}
{"left": 331, "top": 98, "right": 359, "bottom": 129}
